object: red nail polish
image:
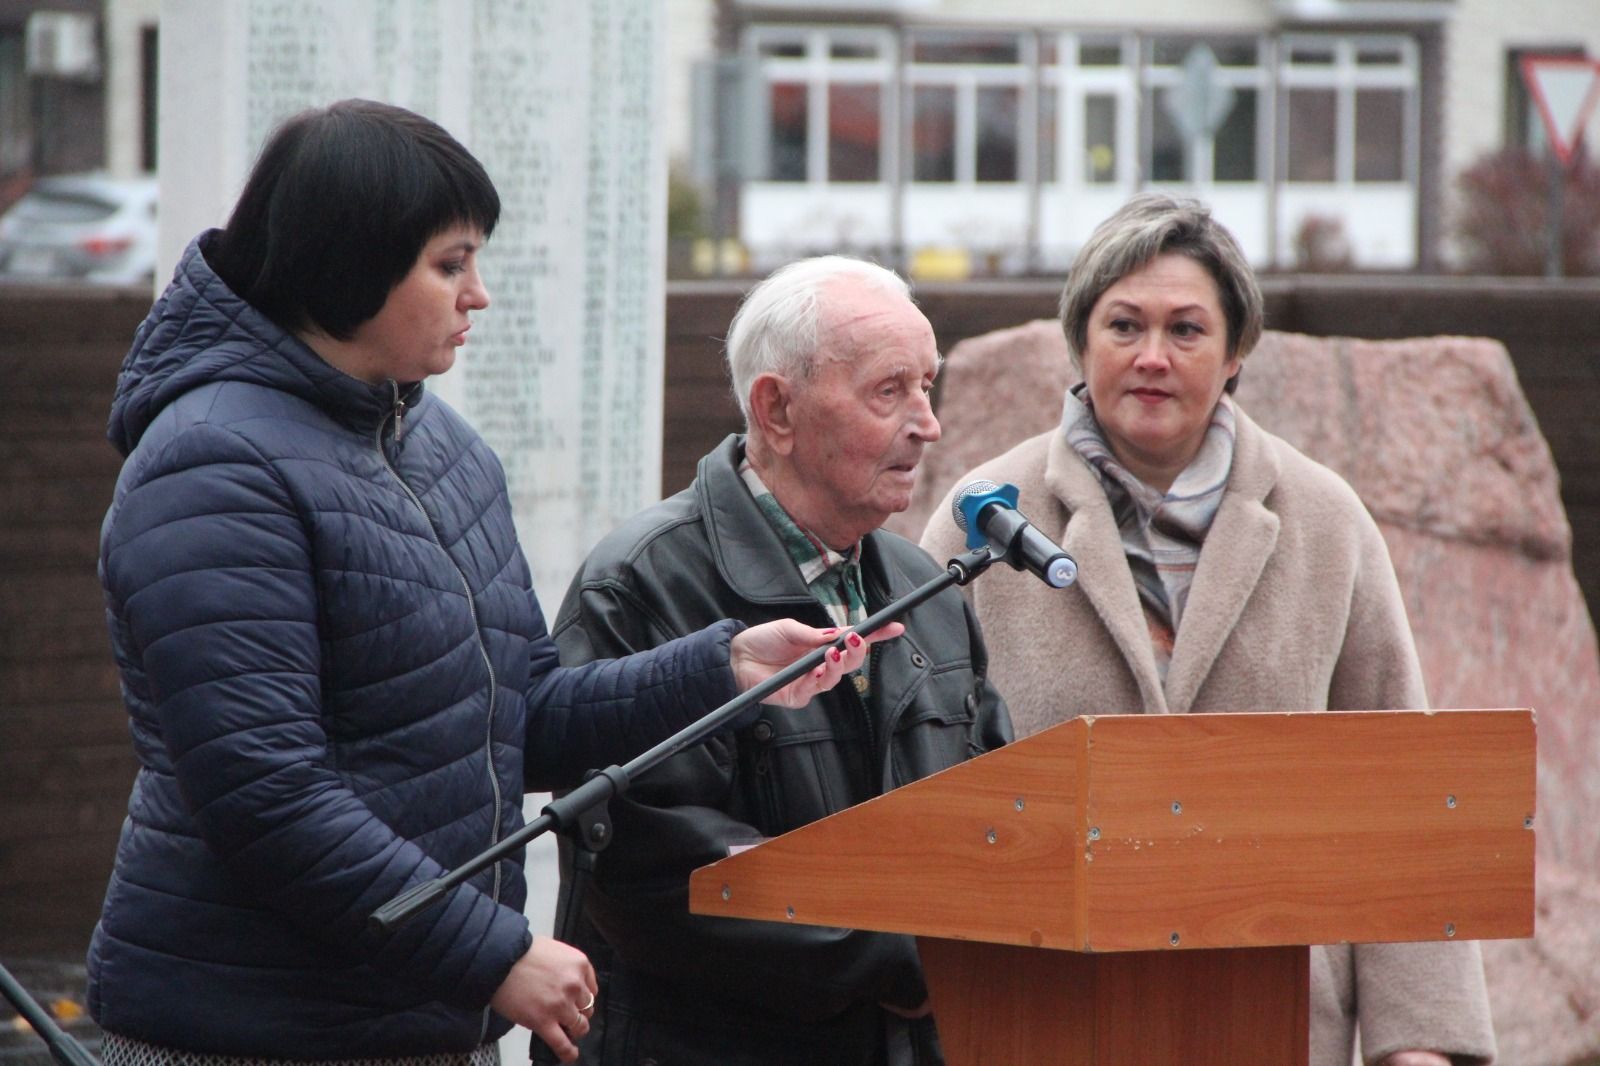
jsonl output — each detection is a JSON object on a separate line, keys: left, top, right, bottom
{"left": 829, "top": 648, "right": 842, "bottom": 663}
{"left": 847, "top": 633, "right": 863, "bottom": 649}
{"left": 821, "top": 628, "right": 838, "bottom": 637}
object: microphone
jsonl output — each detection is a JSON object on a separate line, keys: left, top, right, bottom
{"left": 952, "top": 480, "right": 1077, "bottom": 589}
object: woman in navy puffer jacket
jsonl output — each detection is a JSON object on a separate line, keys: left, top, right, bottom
{"left": 89, "top": 99, "right": 886, "bottom": 1066}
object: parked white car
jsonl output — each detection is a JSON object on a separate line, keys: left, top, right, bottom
{"left": 0, "top": 173, "right": 159, "bottom": 285}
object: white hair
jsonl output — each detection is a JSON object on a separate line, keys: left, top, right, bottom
{"left": 724, "top": 255, "right": 912, "bottom": 423}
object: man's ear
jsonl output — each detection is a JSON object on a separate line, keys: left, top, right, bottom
{"left": 748, "top": 373, "right": 798, "bottom": 457}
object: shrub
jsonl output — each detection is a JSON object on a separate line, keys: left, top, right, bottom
{"left": 1293, "top": 213, "right": 1353, "bottom": 272}
{"left": 1452, "top": 147, "right": 1600, "bottom": 275}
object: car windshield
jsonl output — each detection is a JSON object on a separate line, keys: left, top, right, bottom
{"left": 12, "top": 190, "right": 119, "bottom": 224}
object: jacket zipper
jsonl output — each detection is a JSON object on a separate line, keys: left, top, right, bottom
{"left": 388, "top": 381, "right": 406, "bottom": 444}
{"left": 374, "top": 390, "right": 503, "bottom": 1044}
{"left": 863, "top": 647, "right": 885, "bottom": 790}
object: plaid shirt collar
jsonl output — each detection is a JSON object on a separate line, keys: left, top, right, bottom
{"left": 738, "top": 457, "right": 867, "bottom": 631}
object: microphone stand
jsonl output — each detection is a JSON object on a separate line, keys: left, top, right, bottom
{"left": 369, "top": 546, "right": 998, "bottom": 934}
{"left": 0, "top": 962, "right": 100, "bottom": 1066}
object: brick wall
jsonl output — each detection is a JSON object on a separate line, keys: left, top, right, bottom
{"left": 0, "top": 287, "right": 147, "bottom": 957}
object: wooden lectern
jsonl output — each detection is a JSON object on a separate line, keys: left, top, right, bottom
{"left": 689, "top": 710, "right": 1535, "bottom": 1065}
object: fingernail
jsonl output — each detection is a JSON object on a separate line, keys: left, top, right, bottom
{"left": 813, "top": 666, "right": 825, "bottom": 679}
{"left": 821, "top": 628, "right": 838, "bottom": 637}
{"left": 847, "top": 633, "right": 863, "bottom": 649}
{"left": 829, "top": 648, "right": 842, "bottom": 663}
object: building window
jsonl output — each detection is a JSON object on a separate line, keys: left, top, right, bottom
{"left": 1288, "top": 88, "right": 1337, "bottom": 181}
{"left": 1150, "top": 86, "right": 1187, "bottom": 181}
{"left": 1214, "top": 89, "right": 1258, "bottom": 181}
{"left": 906, "top": 29, "right": 1031, "bottom": 184}
{"left": 1046, "top": 33, "right": 1135, "bottom": 188}
{"left": 0, "top": 29, "right": 26, "bottom": 176}
{"left": 912, "top": 85, "right": 956, "bottom": 181}
{"left": 975, "top": 86, "right": 1019, "bottom": 182}
{"left": 769, "top": 82, "right": 808, "bottom": 181}
{"left": 911, "top": 32, "right": 1020, "bottom": 66}
{"left": 1281, "top": 34, "right": 1418, "bottom": 184}
{"left": 749, "top": 26, "right": 894, "bottom": 184}
{"left": 743, "top": 23, "right": 1419, "bottom": 199}
{"left": 1354, "top": 88, "right": 1404, "bottom": 181}
{"left": 1080, "top": 39, "right": 1123, "bottom": 67}
{"left": 1083, "top": 93, "right": 1116, "bottom": 183}
{"left": 1038, "top": 80, "right": 1059, "bottom": 183}
{"left": 828, "top": 83, "right": 880, "bottom": 182}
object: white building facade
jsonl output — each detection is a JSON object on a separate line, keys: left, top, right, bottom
{"left": 678, "top": 0, "right": 1600, "bottom": 273}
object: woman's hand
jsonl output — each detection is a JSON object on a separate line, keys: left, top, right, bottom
{"left": 729, "top": 620, "right": 905, "bottom": 707}
{"left": 489, "top": 936, "right": 598, "bottom": 1064}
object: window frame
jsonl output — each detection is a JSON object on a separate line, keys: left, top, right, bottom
{"left": 746, "top": 24, "right": 898, "bottom": 185}
{"left": 1278, "top": 33, "right": 1419, "bottom": 186}
{"left": 903, "top": 28, "right": 1036, "bottom": 185}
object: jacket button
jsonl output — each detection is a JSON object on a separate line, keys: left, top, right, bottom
{"left": 752, "top": 720, "right": 774, "bottom": 741}
{"left": 910, "top": 653, "right": 927, "bottom": 669}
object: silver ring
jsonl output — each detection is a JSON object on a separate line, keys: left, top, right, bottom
{"left": 578, "top": 991, "right": 596, "bottom": 1015}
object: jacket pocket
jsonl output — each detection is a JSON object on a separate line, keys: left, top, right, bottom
{"left": 740, "top": 704, "right": 868, "bottom": 834}
{"left": 888, "top": 665, "right": 983, "bottom": 781}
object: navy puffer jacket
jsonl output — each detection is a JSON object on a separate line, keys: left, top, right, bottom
{"left": 88, "top": 233, "right": 742, "bottom": 1057}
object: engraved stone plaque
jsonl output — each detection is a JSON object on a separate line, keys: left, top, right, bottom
{"left": 160, "top": 0, "right": 666, "bottom": 610}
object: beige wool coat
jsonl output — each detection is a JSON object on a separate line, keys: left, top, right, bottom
{"left": 920, "top": 407, "right": 1496, "bottom": 1066}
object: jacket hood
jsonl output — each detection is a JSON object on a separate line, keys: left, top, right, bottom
{"left": 108, "top": 231, "right": 410, "bottom": 456}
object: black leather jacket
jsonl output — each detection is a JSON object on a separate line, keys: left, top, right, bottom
{"left": 549, "top": 435, "right": 1012, "bottom": 1066}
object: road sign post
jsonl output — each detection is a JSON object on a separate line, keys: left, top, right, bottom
{"left": 1164, "top": 44, "right": 1236, "bottom": 187}
{"left": 1518, "top": 55, "right": 1600, "bottom": 278}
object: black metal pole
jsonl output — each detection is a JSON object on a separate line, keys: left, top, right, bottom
{"left": 0, "top": 962, "right": 99, "bottom": 1066}
{"left": 1546, "top": 146, "right": 1565, "bottom": 279}
{"left": 369, "top": 547, "right": 997, "bottom": 934}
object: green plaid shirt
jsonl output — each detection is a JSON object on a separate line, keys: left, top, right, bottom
{"left": 739, "top": 457, "right": 871, "bottom": 696}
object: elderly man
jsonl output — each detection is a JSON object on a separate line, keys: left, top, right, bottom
{"left": 547, "top": 256, "right": 1011, "bottom": 1065}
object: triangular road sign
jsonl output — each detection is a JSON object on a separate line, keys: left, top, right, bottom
{"left": 1520, "top": 55, "right": 1600, "bottom": 168}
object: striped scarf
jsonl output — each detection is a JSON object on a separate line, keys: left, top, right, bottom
{"left": 1061, "top": 384, "right": 1237, "bottom": 681}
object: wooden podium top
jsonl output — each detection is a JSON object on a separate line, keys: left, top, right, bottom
{"left": 689, "top": 709, "right": 1535, "bottom": 952}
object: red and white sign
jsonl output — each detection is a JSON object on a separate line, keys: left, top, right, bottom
{"left": 1520, "top": 55, "right": 1600, "bottom": 168}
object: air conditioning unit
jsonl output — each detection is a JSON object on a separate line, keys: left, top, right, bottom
{"left": 25, "top": 11, "right": 102, "bottom": 81}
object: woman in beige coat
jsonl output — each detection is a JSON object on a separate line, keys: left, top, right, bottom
{"left": 921, "top": 193, "right": 1495, "bottom": 1066}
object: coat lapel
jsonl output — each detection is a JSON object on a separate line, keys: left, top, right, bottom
{"left": 1164, "top": 409, "right": 1282, "bottom": 713}
{"left": 1044, "top": 433, "right": 1170, "bottom": 714}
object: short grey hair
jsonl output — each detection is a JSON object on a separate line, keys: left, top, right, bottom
{"left": 725, "top": 255, "right": 912, "bottom": 423}
{"left": 1059, "top": 193, "right": 1263, "bottom": 386}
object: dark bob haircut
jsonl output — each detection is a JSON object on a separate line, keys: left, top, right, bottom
{"left": 209, "top": 99, "right": 499, "bottom": 341}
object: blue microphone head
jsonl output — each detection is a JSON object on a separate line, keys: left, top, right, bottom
{"left": 952, "top": 480, "right": 1020, "bottom": 551}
